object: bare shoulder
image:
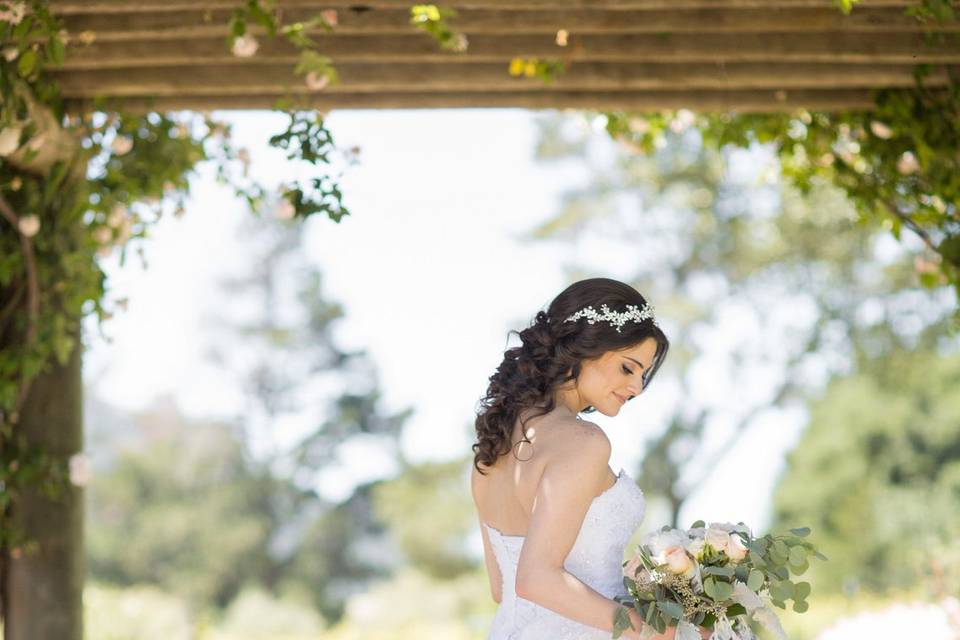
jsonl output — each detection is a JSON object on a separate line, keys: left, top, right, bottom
{"left": 540, "top": 416, "right": 611, "bottom": 475}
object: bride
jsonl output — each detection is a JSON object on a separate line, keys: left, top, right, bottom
{"left": 471, "top": 278, "right": 710, "bottom": 640}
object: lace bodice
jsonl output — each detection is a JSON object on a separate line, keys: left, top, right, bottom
{"left": 484, "top": 467, "right": 646, "bottom": 639}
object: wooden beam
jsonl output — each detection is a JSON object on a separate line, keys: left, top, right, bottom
{"left": 59, "top": 32, "right": 960, "bottom": 68}
{"left": 49, "top": 62, "right": 948, "bottom": 97}
{"left": 61, "top": 88, "right": 879, "bottom": 113}
{"left": 47, "top": 0, "right": 916, "bottom": 14}
{"left": 59, "top": 6, "right": 949, "bottom": 40}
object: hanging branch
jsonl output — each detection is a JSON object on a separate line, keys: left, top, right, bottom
{"left": 0, "top": 194, "right": 39, "bottom": 427}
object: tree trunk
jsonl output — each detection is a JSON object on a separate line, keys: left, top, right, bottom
{"left": 2, "top": 325, "right": 84, "bottom": 640}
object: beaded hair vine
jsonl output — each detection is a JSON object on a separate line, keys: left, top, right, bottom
{"left": 563, "top": 302, "right": 658, "bottom": 333}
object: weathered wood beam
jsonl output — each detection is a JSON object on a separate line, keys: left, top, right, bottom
{"left": 59, "top": 32, "right": 960, "bottom": 68}
{"left": 48, "top": 0, "right": 916, "bottom": 13}
{"left": 62, "top": 88, "right": 879, "bottom": 113}
{"left": 59, "top": 6, "right": 949, "bottom": 40}
{"left": 49, "top": 62, "right": 948, "bottom": 97}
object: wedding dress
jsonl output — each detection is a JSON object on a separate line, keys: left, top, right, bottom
{"left": 484, "top": 467, "right": 647, "bottom": 639}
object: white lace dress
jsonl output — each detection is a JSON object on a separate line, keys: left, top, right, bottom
{"left": 484, "top": 467, "right": 647, "bottom": 639}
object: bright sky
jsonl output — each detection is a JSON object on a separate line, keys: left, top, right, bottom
{"left": 81, "top": 108, "right": 807, "bottom": 537}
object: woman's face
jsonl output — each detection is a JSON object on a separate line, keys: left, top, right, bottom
{"left": 562, "top": 338, "right": 659, "bottom": 416}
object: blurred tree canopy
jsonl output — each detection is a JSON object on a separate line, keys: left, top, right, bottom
{"left": 530, "top": 112, "right": 956, "bottom": 527}
{"left": 772, "top": 341, "right": 960, "bottom": 597}
{"left": 86, "top": 212, "right": 414, "bottom": 625}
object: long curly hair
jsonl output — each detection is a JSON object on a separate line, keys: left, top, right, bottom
{"left": 472, "top": 278, "right": 669, "bottom": 475}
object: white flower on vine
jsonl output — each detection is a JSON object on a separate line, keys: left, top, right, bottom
{"left": 92, "top": 226, "right": 113, "bottom": 245}
{"left": 897, "top": 151, "right": 919, "bottom": 175}
{"left": 17, "top": 214, "right": 40, "bottom": 237}
{"left": 26, "top": 133, "right": 47, "bottom": 152}
{"left": 107, "top": 204, "right": 128, "bottom": 228}
{"left": 2, "top": 45, "right": 18, "bottom": 61}
{"left": 0, "top": 2, "right": 27, "bottom": 25}
{"left": 449, "top": 33, "right": 468, "bottom": 52}
{"left": 669, "top": 109, "right": 696, "bottom": 134}
{"left": 0, "top": 127, "right": 21, "bottom": 156}
{"left": 321, "top": 9, "right": 338, "bottom": 26}
{"left": 305, "top": 71, "right": 330, "bottom": 91}
{"left": 68, "top": 452, "right": 91, "bottom": 487}
{"left": 111, "top": 135, "right": 134, "bottom": 156}
{"left": 870, "top": 120, "right": 894, "bottom": 140}
{"left": 231, "top": 34, "right": 259, "bottom": 58}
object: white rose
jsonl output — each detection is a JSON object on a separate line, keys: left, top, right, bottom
{"left": 726, "top": 534, "right": 749, "bottom": 562}
{"left": 644, "top": 528, "right": 691, "bottom": 561}
{"left": 686, "top": 537, "right": 705, "bottom": 556}
{"left": 664, "top": 546, "right": 694, "bottom": 575}
{"left": 705, "top": 524, "right": 732, "bottom": 554}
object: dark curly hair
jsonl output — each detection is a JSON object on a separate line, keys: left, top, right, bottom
{"left": 471, "top": 278, "right": 669, "bottom": 475}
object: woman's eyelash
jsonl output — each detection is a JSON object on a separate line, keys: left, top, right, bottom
{"left": 622, "top": 365, "right": 633, "bottom": 375}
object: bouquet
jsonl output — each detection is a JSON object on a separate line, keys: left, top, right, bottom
{"left": 612, "top": 521, "right": 826, "bottom": 640}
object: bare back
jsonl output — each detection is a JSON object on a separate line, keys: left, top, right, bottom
{"left": 472, "top": 405, "right": 617, "bottom": 537}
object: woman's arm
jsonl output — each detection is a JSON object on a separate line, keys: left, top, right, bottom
{"left": 514, "top": 422, "right": 644, "bottom": 636}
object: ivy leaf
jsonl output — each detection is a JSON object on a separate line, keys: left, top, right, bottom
{"left": 17, "top": 48, "right": 36, "bottom": 77}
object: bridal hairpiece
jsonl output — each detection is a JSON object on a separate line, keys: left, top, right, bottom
{"left": 563, "top": 303, "right": 658, "bottom": 332}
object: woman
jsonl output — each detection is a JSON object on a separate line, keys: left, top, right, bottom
{"left": 471, "top": 278, "right": 708, "bottom": 639}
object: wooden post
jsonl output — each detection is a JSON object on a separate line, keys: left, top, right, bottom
{"left": 2, "top": 325, "right": 84, "bottom": 640}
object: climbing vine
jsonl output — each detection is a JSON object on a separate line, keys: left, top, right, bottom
{"left": 602, "top": 2, "right": 960, "bottom": 314}
{"left": 0, "top": 0, "right": 353, "bottom": 556}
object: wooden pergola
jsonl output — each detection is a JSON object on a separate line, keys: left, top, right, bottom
{"left": 50, "top": 0, "right": 960, "bottom": 114}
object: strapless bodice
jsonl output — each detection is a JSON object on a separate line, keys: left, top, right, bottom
{"left": 484, "top": 467, "right": 646, "bottom": 639}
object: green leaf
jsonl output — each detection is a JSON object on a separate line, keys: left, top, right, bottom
{"left": 788, "top": 527, "right": 811, "bottom": 537}
{"left": 612, "top": 606, "right": 635, "bottom": 638}
{"left": 17, "top": 48, "right": 36, "bottom": 77}
{"left": 657, "top": 600, "right": 684, "bottom": 620}
{"left": 691, "top": 520, "right": 706, "bottom": 529}
{"left": 712, "top": 580, "right": 733, "bottom": 601}
{"left": 703, "top": 577, "right": 717, "bottom": 599}
{"left": 794, "top": 581, "right": 812, "bottom": 600}
{"left": 793, "top": 600, "right": 810, "bottom": 613}
{"left": 747, "top": 569, "right": 765, "bottom": 591}
{"left": 788, "top": 546, "right": 806, "bottom": 566}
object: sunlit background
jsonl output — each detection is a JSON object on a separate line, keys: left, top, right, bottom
{"left": 80, "top": 108, "right": 960, "bottom": 639}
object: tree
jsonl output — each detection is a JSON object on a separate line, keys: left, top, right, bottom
{"left": 203, "top": 210, "right": 412, "bottom": 622}
{"left": 529, "top": 112, "right": 956, "bottom": 526}
{"left": 771, "top": 337, "right": 960, "bottom": 597}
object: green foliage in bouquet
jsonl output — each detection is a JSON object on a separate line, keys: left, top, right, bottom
{"left": 612, "top": 522, "right": 827, "bottom": 639}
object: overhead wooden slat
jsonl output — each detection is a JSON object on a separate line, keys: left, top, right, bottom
{"left": 59, "top": 32, "right": 960, "bottom": 69}
{"left": 45, "top": 1, "right": 945, "bottom": 113}
{"left": 60, "top": 6, "right": 952, "bottom": 40}
{"left": 49, "top": 62, "right": 948, "bottom": 97}
{"left": 47, "top": 0, "right": 916, "bottom": 14}
{"left": 61, "top": 88, "right": 880, "bottom": 113}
